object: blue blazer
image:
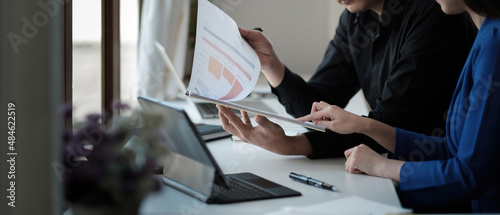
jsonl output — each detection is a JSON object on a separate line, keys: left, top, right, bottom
{"left": 393, "top": 18, "right": 500, "bottom": 213}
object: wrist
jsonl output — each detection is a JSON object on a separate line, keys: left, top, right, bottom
{"left": 377, "top": 159, "right": 403, "bottom": 182}
{"left": 285, "top": 134, "right": 312, "bottom": 156}
{"left": 357, "top": 116, "right": 373, "bottom": 134}
{"left": 262, "top": 59, "right": 285, "bottom": 88}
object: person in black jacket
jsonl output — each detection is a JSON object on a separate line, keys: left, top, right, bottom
{"left": 296, "top": 0, "right": 500, "bottom": 212}
{"left": 218, "top": 1, "right": 476, "bottom": 212}
{"left": 218, "top": 0, "right": 475, "bottom": 159}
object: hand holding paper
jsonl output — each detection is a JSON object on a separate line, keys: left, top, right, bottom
{"left": 237, "top": 27, "right": 286, "bottom": 88}
{"left": 186, "top": 0, "right": 325, "bottom": 132}
{"left": 188, "top": 0, "right": 260, "bottom": 101}
{"left": 217, "top": 105, "right": 315, "bottom": 156}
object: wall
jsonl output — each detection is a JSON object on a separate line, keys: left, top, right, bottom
{"left": 212, "top": 0, "right": 345, "bottom": 78}
{"left": 0, "top": 0, "right": 63, "bottom": 214}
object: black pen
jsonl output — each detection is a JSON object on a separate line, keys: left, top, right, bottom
{"left": 289, "top": 172, "right": 339, "bottom": 192}
{"left": 252, "top": 27, "right": 263, "bottom": 32}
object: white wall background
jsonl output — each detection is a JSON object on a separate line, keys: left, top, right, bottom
{"left": 212, "top": 0, "right": 345, "bottom": 77}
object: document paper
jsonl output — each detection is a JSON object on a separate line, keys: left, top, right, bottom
{"left": 266, "top": 196, "right": 412, "bottom": 215}
{"left": 186, "top": 0, "right": 325, "bottom": 132}
{"left": 188, "top": 0, "right": 260, "bottom": 101}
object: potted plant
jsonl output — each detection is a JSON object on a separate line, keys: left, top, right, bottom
{"left": 61, "top": 102, "right": 169, "bottom": 215}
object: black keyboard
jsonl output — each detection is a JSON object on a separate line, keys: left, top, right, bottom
{"left": 211, "top": 176, "right": 275, "bottom": 201}
{"left": 196, "top": 102, "right": 241, "bottom": 119}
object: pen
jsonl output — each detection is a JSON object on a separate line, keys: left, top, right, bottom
{"left": 289, "top": 172, "right": 339, "bottom": 192}
{"left": 252, "top": 27, "right": 263, "bottom": 32}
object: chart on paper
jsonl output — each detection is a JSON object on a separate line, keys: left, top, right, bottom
{"left": 187, "top": 0, "right": 260, "bottom": 101}
{"left": 185, "top": 0, "right": 326, "bottom": 132}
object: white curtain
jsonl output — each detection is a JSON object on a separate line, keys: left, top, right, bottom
{"left": 137, "top": 0, "right": 191, "bottom": 100}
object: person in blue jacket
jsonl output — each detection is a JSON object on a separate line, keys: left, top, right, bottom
{"left": 296, "top": 0, "right": 500, "bottom": 212}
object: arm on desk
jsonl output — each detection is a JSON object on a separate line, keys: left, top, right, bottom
{"left": 297, "top": 102, "right": 396, "bottom": 152}
{"left": 297, "top": 102, "right": 404, "bottom": 181}
{"left": 344, "top": 144, "right": 404, "bottom": 182}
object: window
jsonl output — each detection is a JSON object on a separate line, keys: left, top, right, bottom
{"left": 120, "top": 0, "right": 139, "bottom": 108}
{"left": 70, "top": 0, "right": 139, "bottom": 124}
{"left": 72, "top": 0, "right": 102, "bottom": 123}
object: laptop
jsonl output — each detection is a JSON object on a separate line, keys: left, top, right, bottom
{"left": 154, "top": 41, "right": 277, "bottom": 119}
{"left": 137, "top": 95, "right": 301, "bottom": 203}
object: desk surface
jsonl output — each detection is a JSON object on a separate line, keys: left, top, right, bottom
{"left": 139, "top": 97, "right": 402, "bottom": 214}
{"left": 140, "top": 139, "right": 402, "bottom": 214}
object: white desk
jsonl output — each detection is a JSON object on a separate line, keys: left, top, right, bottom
{"left": 140, "top": 134, "right": 402, "bottom": 214}
{"left": 139, "top": 97, "right": 403, "bottom": 214}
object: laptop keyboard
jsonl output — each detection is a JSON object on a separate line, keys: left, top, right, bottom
{"left": 211, "top": 176, "right": 275, "bottom": 201}
{"left": 196, "top": 103, "right": 241, "bottom": 118}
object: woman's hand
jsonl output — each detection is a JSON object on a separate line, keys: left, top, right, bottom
{"left": 344, "top": 144, "right": 387, "bottom": 175}
{"left": 344, "top": 144, "right": 404, "bottom": 182}
{"left": 297, "top": 101, "right": 397, "bottom": 152}
{"left": 297, "top": 101, "right": 367, "bottom": 135}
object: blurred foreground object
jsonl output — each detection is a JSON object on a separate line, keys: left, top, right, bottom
{"left": 61, "top": 102, "right": 169, "bottom": 215}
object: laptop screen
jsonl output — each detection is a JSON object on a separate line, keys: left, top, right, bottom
{"left": 137, "top": 96, "right": 228, "bottom": 197}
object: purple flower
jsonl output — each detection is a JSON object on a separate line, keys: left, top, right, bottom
{"left": 61, "top": 103, "right": 167, "bottom": 207}
{"left": 113, "top": 100, "right": 130, "bottom": 111}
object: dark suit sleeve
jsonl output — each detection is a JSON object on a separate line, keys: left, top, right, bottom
{"left": 366, "top": 10, "right": 473, "bottom": 135}
{"left": 304, "top": 130, "right": 386, "bottom": 159}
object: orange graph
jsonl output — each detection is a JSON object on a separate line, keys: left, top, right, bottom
{"left": 206, "top": 55, "right": 243, "bottom": 100}
{"left": 222, "top": 67, "right": 234, "bottom": 85}
{"left": 208, "top": 56, "right": 222, "bottom": 80}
